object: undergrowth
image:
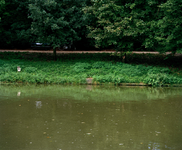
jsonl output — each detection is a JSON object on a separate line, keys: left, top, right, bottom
{"left": 0, "top": 52, "right": 182, "bottom": 86}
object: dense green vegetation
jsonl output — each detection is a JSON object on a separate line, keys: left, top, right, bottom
{"left": 0, "top": 52, "right": 182, "bottom": 86}
{"left": 0, "top": 0, "right": 182, "bottom": 54}
{"left": 28, "top": 0, "right": 91, "bottom": 59}
{"left": 0, "top": 0, "right": 31, "bottom": 48}
{"left": 85, "top": 0, "right": 182, "bottom": 53}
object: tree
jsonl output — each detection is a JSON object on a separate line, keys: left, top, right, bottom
{"left": 0, "top": 0, "right": 5, "bottom": 16}
{"left": 28, "top": 0, "right": 89, "bottom": 60}
{"left": 148, "top": 0, "right": 182, "bottom": 54}
{"left": 84, "top": 0, "right": 156, "bottom": 51}
{"left": 0, "top": 0, "right": 31, "bottom": 48}
{"left": 0, "top": 0, "right": 5, "bottom": 33}
{"left": 0, "top": 0, "right": 5, "bottom": 13}
{"left": 84, "top": 0, "right": 182, "bottom": 55}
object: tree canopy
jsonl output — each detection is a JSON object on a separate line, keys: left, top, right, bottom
{"left": 28, "top": 0, "right": 90, "bottom": 59}
{"left": 0, "top": 0, "right": 31, "bottom": 48}
{"left": 149, "top": 0, "right": 182, "bottom": 54}
{"left": 0, "top": 0, "right": 181, "bottom": 54}
{"left": 28, "top": 0, "right": 89, "bottom": 46}
{"left": 84, "top": 0, "right": 182, "bottom": 53}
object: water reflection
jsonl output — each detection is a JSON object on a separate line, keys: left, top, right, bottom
{"left": 148, "top": 142, "right": 160, "bottom": 150}
{"left": 0, "top": 85, "right": 182, "bottom": 150}
{"left": 17, "top": 91, "right": 21, "bottom": 96}
{"left": 35, "top": 101, "right": 42, "bottom": 109}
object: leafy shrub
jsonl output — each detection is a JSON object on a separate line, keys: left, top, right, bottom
{"left": 112, "top": 76, "right": 126, "bottom": 83}
{"left": 148, "top": 67, "right": 171, "bottom": 74}
{"left": 86, "top": 69, "right": 101, "bottom": 77}
{"left": 136, "top": 65, "right": 151, "bottom": 72}
{"left": 147, "top": 67, "right": 160, "bottom": 74}
{"left": 92, "top": 61, "right": 107, "bottom": 69}
{"left": 0, "top": 67, "right": 4, "bottom": 75}
{"left": 4, "top": 67, "right": 12, "bottom": 73}
{"left": 24, "top": 67, "right": 37, "bottom": 73}
{"left": 0, "top": 53, "right": 181, "bottom": 86}
{"left": 144, "top": 73, "right": 164, "bottom": 86}
{"left": 72, "top": 62, "right": 92, "bottom": 73}
{"left": 0, "top": 59, "right": 5, "bottom": 65}
{"left": 160, "top": 68, "right": 172, "bottom": 74}
{"left": 143, "top": 73, "right": 182, "bottom": 86}
{"left": 1, "top": 63, "right": 16, "bottom": 73}
{"left": 119, "top": 68, "right": 144, "bottom": 77}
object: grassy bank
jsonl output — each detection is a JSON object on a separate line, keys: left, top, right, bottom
{"left": 0, "top": 52, "right": 182, "bottom": 86}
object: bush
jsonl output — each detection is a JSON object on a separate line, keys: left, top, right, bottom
{"left": 72, "top": 62, "right": 92, "bottom": 73}
{"left": 0, "top": 53, "right": 181, "bottom": 86}
{"left": 24, "top": 67, "right": 37, "bottom": 73}
{"left": 0, "top": 59, "right": 5, "bottom": 66}
{"left": 92, "top": 61, "right": 110, "bottom": 69}
{"left": 143, "top": 73, "right": 182, "bottom": 86}
{"left": 148, "top": 67, "right": 172, "bottom": 74}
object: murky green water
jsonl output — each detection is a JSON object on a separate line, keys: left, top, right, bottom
{"left": 0, "top": 85, "right": 182, "bottom": 150}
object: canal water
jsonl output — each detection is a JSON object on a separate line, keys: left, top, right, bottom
{"left": 0, "top": 85, "right": 182, "bottom": 150}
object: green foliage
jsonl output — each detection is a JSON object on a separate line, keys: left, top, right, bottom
{"left": 84, "top": 0, "right": 181, "bottom": 54}
{"left": 73, "top": 62, "right": 92, "bottom": 73}
{"left": 144, "top": 73, "right": 182, "bottom": 86}
{"left": 0, "top": 0, "right": 5, "bottom": 23}
{"left": 0, "top": 0, "right": 31, "bottom": 48}
{"left": 84, "top": 0, "right": 158, "bottom": 51}
{"left": 148, "top": 67, "right": 172, "bottom": 74}
{"left": 0, "top": 53, "right": 182, "bottom": 86}
{"left": 0, "top": 59, "right": 5, "bottom": 65}
{"left": 28, "top": 0, "right": 89, "bottom": 48}
{"left": 92, "top": 61, "right": 106, "bottom": 69}
{"left": 0, "top": 0, "right": 5, "bottom": 18}
{"left": 92, "top": 61, "right": 114, "bottom": 69}
{"left": 0, "top": 0, "right": 181, "bottom": 54}
{"left": 93, "top": 74, "right": 132, "bottom": 84}
{"left": 0, "top": 0, "right": 5, "bottom": 5}
{"left": 148, "top": 0, "right": 182, "bottom": 54}
{"left": 24, "top": 67, "right": 37, "bottom": 73}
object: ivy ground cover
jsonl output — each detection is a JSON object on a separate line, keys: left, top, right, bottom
{"left": 0, "top": 52, "right": 182, "bottom": 86}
